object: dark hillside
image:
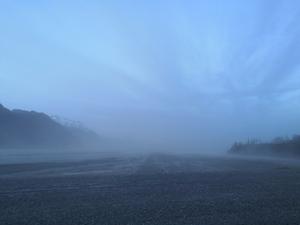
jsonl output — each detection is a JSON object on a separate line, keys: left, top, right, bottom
{"left": 0, "top": 104, "right": 100, "bottom": 149}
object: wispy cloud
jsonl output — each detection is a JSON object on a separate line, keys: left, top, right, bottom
{"left": 1, "top": 0, "right": 300, "bottom": 150}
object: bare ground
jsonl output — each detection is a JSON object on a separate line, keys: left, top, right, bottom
{"left": 1, "top": 154, "right": 300, "bottom": 225}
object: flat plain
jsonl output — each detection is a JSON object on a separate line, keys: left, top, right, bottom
{"left": 1, "top": 154, "right": 300, "bottom": 225}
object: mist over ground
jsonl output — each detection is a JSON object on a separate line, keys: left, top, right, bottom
{"left": 2, "top": 1, "right": 300, "bottom": 225}
{"left": 1, "top": 0, "right": 300, "bottom": 154}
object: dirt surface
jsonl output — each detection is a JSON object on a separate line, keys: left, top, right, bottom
{"left": 1, "top": 154, "right": 300, "bottom": 225}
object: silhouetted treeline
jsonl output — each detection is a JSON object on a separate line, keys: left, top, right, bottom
{"left": 0, "top": 104, "right": 101, "bottom": 149}
{"left": 229, "top": 135, "right": 300, "bottom": 157}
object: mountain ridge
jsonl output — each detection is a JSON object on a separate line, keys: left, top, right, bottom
{"left": 0, "top": 104, "right": 100, "bottom": 149}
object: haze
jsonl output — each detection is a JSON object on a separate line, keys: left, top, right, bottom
{"left": 1, "top": 0, "right": 300, "bottom": 152}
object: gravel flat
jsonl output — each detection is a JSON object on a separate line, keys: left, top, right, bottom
{"left": 1, "top": 154, "right": 300, "bottom": 225}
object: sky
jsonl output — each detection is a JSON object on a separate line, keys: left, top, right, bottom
{"left": 1, "top": 0, "right": 300, "bottom": 152}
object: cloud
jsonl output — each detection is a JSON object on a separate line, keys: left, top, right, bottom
{"left": 1, "top": 0, "right": 300, "bottom": 151}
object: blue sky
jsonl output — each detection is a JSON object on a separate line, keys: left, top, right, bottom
{"left": 1, "top": 0, "right": 300, "bottom": 151}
